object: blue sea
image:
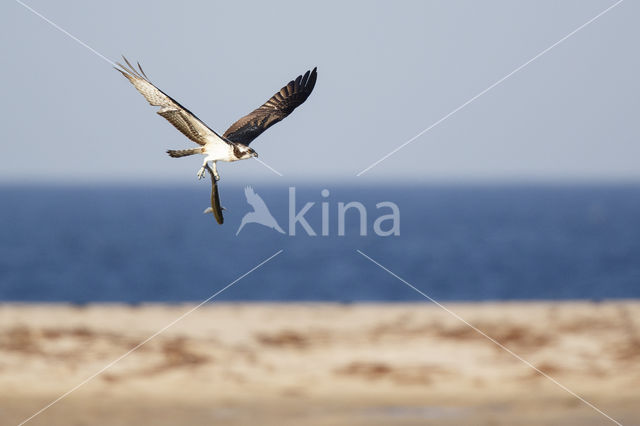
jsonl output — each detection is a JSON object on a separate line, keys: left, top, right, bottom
{"left": 0, "top": 184, "right": 639, "bottom": 303}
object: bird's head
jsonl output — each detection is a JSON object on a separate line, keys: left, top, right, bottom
{"left": 236, "top": 144, "right": 258, "bottom": 159}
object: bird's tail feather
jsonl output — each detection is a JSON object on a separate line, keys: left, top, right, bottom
{"left": 166, "top": 148, "right": 204, "bottom": 158}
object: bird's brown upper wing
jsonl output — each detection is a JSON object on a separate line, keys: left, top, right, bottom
{"left": 223, "top": 67, "right": 317, "bottom": 146}
{"left": 116, "top": 56, "right": 224, "bottom": 146}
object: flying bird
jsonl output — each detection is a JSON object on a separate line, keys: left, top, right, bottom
{"left": 236, "top": 186, "right": 285, "bottom": 235}
{"left": 115, "top": 57, "right": 317, "bottom": 223}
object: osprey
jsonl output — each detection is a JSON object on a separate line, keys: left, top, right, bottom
{"left": 115, "top": 57, "right": 317, "bottom": 223}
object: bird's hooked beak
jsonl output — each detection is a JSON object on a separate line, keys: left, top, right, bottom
{"left": 251, "top": 150, "right": 259, "bottom": 158}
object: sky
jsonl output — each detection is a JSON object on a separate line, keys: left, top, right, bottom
{"left": 1, "top": 0, "right": 638, "bottom": 184}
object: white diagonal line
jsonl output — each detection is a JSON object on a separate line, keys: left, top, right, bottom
{"left": 356, "top": 0, "right": 624, "bottom": 176}
{"left": 254, "top": 157, "right": 284, "bottom": 177}
{"left": 18, "top": 249, "right": 284, "bottom": 426}
{"left": 356, "top": 249, "right": 622, "bottom": 426}
{"left": 14, "top": 0, "right": 116, "bottom": 67}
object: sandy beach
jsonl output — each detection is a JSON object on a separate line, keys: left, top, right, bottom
{"left": 1, "top": 301, "right": 639, "bottom": 425}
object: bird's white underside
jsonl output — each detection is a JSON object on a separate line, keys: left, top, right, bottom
{"left": 197, "top": 136, "right": 251, "bottom": 181}
{"left": 202, "top": 136, "right": 240, "bottom": 163}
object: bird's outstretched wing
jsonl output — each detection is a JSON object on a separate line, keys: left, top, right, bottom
{"left": 223, "top": 68, "right": 318, "bottom": 145}
{"left": 116, "top": 56, "right": 225, "bottom": 146}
